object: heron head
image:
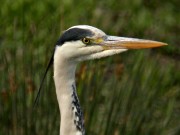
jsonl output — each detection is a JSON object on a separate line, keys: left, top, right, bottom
{"left": 55, "top": 25, "right": 167, "bottom": 61}
{"left": 34, "top": 25, "right": 167, "bottom": 107}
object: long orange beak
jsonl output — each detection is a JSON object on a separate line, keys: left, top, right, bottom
{"left": 100, "top": 36, "right": 167, "bottom": 49}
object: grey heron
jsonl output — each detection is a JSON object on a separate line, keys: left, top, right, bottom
{"left": 34, "top": 25, "right": 167, "bottom": 135}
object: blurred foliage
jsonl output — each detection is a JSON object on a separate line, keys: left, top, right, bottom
{"left": 0, "top": 0, "right": 179, "bottom": 135}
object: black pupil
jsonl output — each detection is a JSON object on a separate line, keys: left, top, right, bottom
{"left": 84, "top": 39, "right": 89, "bottom": 43}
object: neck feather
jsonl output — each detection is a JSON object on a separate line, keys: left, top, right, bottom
{"left": 54, "top": 50, "right": 85, "bottom": 135}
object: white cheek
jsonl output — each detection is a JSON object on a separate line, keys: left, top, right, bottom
{"left": 76, "top": 49, "right": 127, "bottom": 61}
{"left": 55, "top": 41, "right": 85, "bottom": 59}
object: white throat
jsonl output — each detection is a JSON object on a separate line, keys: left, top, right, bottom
{"left": 54, "top": 47, "right": 84, "bottom": 135}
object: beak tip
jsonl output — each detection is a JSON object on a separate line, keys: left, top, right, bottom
{"left": 160, "top": 42, "right": 168, "bottom": 47}
{"left": 164, "top": 43, "right": 168, "bottom": 46}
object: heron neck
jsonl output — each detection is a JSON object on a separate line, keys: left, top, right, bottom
{"left": 54, "top": 58, "right": 84, "bottom": 135}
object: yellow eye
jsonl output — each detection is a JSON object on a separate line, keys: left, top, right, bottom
{"left": 82, "top": 38, "right": 90, "bottom": 44}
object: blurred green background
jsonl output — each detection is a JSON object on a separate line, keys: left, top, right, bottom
{"left": 0, "top": 0, "right": 179, "bottom": 135}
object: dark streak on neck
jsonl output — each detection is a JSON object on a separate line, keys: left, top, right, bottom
{"left": 71, "top": 84, "right": 85, "bottom": 135}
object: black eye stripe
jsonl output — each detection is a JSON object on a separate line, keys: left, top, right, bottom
{"left": 56, "top": 28, "right": 94, "bottom": 45}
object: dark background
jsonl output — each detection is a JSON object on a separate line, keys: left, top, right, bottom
{"left": 0, "top": 0, "right": 179, "bottom": 135}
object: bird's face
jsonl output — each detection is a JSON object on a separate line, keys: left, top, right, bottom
{"left": 33, "top": 25, "right": 167, "bottom": 106}
{"left": 55, "top": 25, "right": 167, "bottom": 61}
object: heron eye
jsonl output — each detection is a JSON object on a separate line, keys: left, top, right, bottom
{"left": 82, "top": 38, "right": 90, "bottom": 44}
